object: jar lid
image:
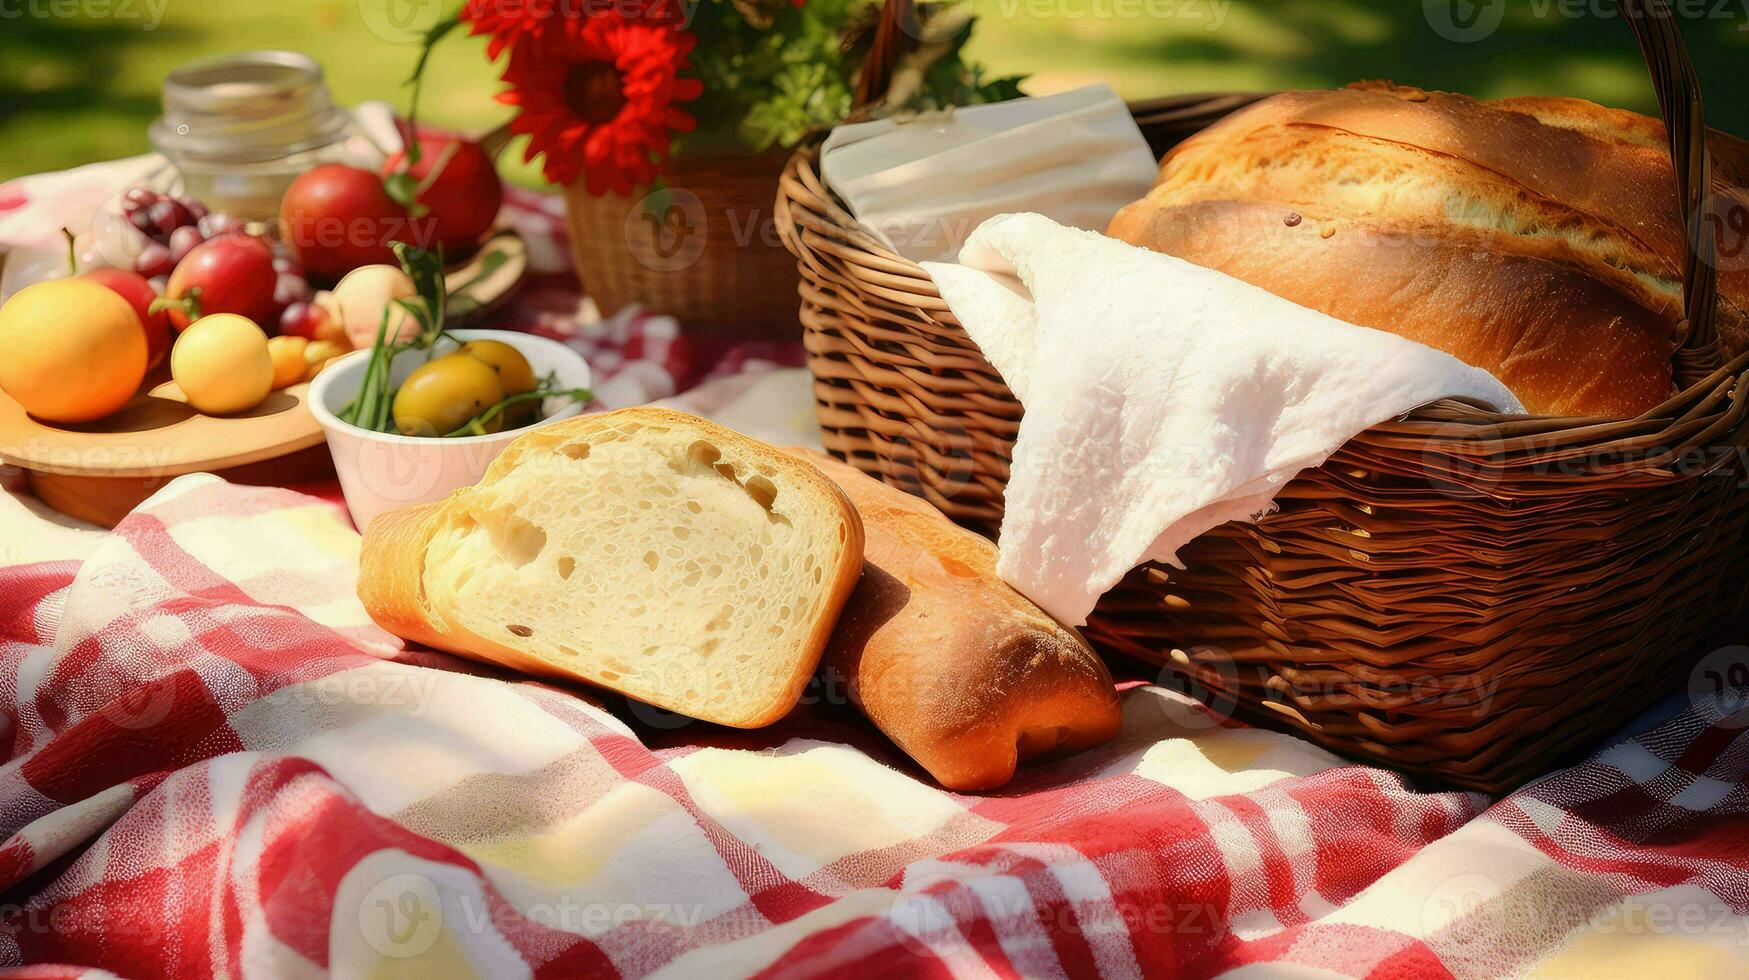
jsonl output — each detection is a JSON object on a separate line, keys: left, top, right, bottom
{"left": 150, "top": 51, "right": 353, "bottom": 164}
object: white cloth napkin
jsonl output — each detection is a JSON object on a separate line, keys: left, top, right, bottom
{"left": 922, "top": 214, "right": 1525, "bottom": 627}
{"left": 820, "top": 85, "right": 1156, "bottom": 263}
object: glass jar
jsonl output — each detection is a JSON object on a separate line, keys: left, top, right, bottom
{"left": 150, "top": 51, "right": 352, "bottom": 221}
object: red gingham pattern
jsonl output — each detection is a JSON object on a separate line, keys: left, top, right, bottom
{"left": 0, "top": 475, "right": 1744, "bottom": 977}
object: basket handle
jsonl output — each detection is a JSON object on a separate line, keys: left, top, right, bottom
{"left": 849, "top": 0, "right": 1722, "bottom": 384}
{"left": 1619, "top": 0, "right": 1720, "bottom": 384}
{"left": 851, "top": 0, "right": 916, "bottom": 111}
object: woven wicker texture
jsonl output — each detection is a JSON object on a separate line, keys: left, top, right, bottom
{"left": 775, "top": 5, "right": 1749, "bottom": 791}
{"left": 565, "top": 150, "right": 800, "bottom": 342}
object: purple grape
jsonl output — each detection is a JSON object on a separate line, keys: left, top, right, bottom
{"left": 147, "top": 200, "right": 178, "bottom": 237}
{"left": 272, "top": 256, "right": 302, "bottom": 276}
{"left": 181, "top": 198, "right": 209, "bottom": 223}
{"left": 274, "top": 271, "right": 311, "bottom": 307}
{"left": 168, "top": 226, "right": 204, "bottom": 264}
{"left": 127, "top": 208, "right": 156, "bottom": 234}
{"left": 135, "top": 242, "right": 174, "bottom": 278}
{"left": 160, "top": 200, "right": 199, "bottom": 238}
{"left": 279, "top": 301, "right": 332, "bottom": 339}
{"left": 198, "top": 213, "right": 239, "bottom": 239}
{"left": 123, "top": 186, "right": 158, "bottom": 208}
{"left": 148, "top": 275, "right": 169, "bottom": 294}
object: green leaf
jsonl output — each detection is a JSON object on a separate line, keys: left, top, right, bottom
{"left": 677, "top": 0, "right": 1021, "bottom": 154}
{"left": 391, "top": 240, "right": 448, "bottom": 346}
{"left": 381, "top": 171, "right": 427, "bottom": 214}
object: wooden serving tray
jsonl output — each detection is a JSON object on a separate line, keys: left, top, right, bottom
{"left": 0, "top": 228, "right": 530, "bottom": 526}
{"left": 0, "top": 369, "right": 330, "bottom": 526}
{"left": 446, "top": 229, "right": 527, "bottom": 324}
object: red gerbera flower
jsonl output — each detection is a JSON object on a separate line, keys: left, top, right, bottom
{"left": 462, "top": 0, "right": 684, "bottom": 58}
{"left": 462, "top": 0, "right": 551, "bottom": 59}
{"left": 496, "top": 15, "right": 704, "bottom": 195}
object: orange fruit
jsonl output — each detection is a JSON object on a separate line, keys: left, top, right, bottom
{"left": 267, "top": 335, "right": 308, "bottom": 391}
{"left": 0, "top": 279, "right": 147, "bottom": 423}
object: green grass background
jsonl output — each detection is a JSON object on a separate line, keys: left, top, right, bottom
{"left": 3, "top": 0, "right": 1747, "bottom": 185}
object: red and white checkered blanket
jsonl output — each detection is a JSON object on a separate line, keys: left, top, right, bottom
{"left": 0, "top": 473, "right": 1745, "bottom": 977}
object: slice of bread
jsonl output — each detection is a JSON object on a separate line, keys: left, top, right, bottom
{"left": 358, "top": 408, "right": 865, "bottom": 727}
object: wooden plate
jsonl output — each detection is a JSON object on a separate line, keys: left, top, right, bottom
{"left": 445, "top": 229, "right": 528, "bottom": 325}
{"left": 0, "top": 369, "right": 324, "bottom": 479}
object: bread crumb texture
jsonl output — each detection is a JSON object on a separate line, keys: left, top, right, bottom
{"left": 423, "top": 411, "right": 856, "bottom": 725}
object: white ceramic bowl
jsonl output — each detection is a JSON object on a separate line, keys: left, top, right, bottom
{"left": 309, "top": 329, "right": 591, "bottom": 530}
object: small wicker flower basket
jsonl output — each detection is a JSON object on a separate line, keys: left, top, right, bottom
{"left": 565, "top": 149, "right": 801, "bottom": 343}
{"left": 775, "top": 1, "right": 1749, "bottom": 791}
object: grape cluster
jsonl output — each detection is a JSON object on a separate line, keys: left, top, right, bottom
{"left": 122, "top": 187, "right": 212, "bottom": 278}
{"left": 120, "top": 187, "right": 314, "bottom": 331}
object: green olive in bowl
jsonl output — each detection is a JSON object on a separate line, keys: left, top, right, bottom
{"left": 392, "top": 353, "right": 506, "bottom": 437}
{"left": 456, "top": 339, "right": 539, "bottom": 427}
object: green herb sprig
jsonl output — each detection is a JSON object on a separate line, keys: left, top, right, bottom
{"left": 444, "top": 379, "right": 595, "bottom": 437}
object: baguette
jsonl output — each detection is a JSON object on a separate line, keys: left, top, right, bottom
{"left": 1108, "top": 82, "right": 1749, "bottom": 417}
{"left": 800, "top": 450, "right": 1122, "bottom": 790}
{"left": 359, "top": 408, "right": 865, "bottom": 727}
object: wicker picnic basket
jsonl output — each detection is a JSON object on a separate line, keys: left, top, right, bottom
{"left": 776, "top": 0, "right": 1749, "bottom": 791}
{"left": 563, "top": 149, "right": 801, "bottom": 342}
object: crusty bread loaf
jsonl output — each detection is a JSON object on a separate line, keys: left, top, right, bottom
{"left": 359, "top": 408, "right": 865, "bottom": 727}
{"left": 1108, "top": 81, "right": 1749, "bottom": 418}
{"left": 799, "top": 450, "right": 1122, "bottom": 790}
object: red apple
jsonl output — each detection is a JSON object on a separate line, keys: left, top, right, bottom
{"left": 82, "top": 267, "right": 171, "bottom": 369}
{"left": 157, "top": 234, "right": 279, "bottom": 332}
{"left": 279, "top": 164, "right": 410, "bottom": 283}
{"left": 383, "top": 135, "right": 504, "bottom": 255}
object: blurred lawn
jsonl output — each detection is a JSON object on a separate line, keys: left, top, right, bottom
{"left": 3, "top": 0, "right": 1747, "bottom": 185}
